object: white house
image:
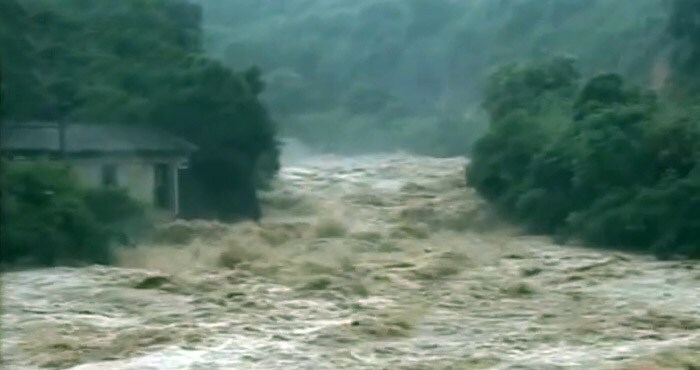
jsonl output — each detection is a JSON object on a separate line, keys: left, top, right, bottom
{"left": 1, "top": 122, "right": 197, "bottom": 218}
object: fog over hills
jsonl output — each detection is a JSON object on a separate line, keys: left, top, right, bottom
{"left": 195, "top": 0, "right": 669, "bottom": 154}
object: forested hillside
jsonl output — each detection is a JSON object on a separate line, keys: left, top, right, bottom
{"left": 196, "top": 0, "right": 670, "bottom": 155}
{"left": 1, "top": 0, "right": 698, "bottom": 266}
{"left": 1, "top": 0, "right": 279, "bottom": 221}
{"left": 467, "top": 0, "right": 700, "bottom": 259}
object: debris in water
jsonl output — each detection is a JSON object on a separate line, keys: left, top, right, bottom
{"left": 315, "top": 216, "right": 348, "bottom": 238}
{"left": 301, "top": 276, "right": 334, "bottom": 290}
{"left": 133, "top": 275, "right": 171, "bottom": 290}
{"left": 502, "top": 281, "right": 537, "bottom": 296}
{"left": 391, "top": 223, "right": 430, "bottom": 239}
{"left": 521, "top": 266, "right": 544, "bottom": 277}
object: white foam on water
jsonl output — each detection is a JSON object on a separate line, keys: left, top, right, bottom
{"left": 3, "top": 154, "right": 699, "bottom": 370}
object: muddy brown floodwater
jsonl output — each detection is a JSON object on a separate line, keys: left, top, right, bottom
{"left": 2, "top": 151, "right": 699, "bottom": 370}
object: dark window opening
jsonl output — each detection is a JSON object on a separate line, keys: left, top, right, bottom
{"left": 101, "top": 164, "right": 118, "bottom": 187}
{"left": 154, "top": 163, "right": 172, "bottom": 209}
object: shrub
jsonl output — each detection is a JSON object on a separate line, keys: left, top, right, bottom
{"left": 0, "top": 160, "right": 146, "bottom": 267}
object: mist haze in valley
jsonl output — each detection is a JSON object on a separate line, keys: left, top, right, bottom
{"left": 2, "top": 1, "right": 700, "bottom": 369}
{"left": 195, "top": 0, "right": 669, "bottom": 155}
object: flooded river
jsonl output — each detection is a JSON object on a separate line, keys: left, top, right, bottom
{"left": 2, "top": 149, "right": 699, "bottom": 369}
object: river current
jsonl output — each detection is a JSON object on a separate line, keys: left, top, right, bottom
{"left": 2, "top": 147, "right": 699, "bottom": 369}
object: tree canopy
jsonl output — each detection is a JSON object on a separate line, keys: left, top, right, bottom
{"left": 0, "top": 0, "right": 279, "bottom": 221}
{"left": 468, "top": 56, "right": 700, "bottom": 259}
{"left": 467, "top": 0, "right": 700, "bottom": 259}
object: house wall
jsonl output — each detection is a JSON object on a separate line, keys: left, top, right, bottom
{"left": 69, "top": 155, "right": 186, "bottom": 217}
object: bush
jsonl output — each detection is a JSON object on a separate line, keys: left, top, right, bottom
{"left": 0, "top": 161, "right": 146, "bottom": 267}
{"left": 468, "top": 58, "right": 700, "bottom": 259}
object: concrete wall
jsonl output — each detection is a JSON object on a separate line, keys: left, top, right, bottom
{"left": 69, "top": 155, "right": 185, "bottom": 216}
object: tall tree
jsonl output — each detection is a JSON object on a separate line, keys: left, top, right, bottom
{"left": 0, "top": 0, "right": 279, "bottom": 221}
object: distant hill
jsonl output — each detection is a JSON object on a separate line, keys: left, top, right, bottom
{"left": 197, "top": 0, "right": 669, "bottom": 117}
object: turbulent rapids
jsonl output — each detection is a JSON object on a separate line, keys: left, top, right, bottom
{"left": 2, "top": 145, "right": 700, "bottom": 370}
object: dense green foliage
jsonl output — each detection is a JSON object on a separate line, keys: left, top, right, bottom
{"left": 468, "top": 0, "right": 700, "bottom": 259}
{"left": 467, "top": 56, "right": 700, "bottom": 258}
{"left": 196, "top": 0, "right": 668, "bottom": 155}
{"left": 0, "top": 161, "right": 145, "bottom": 267}
{"left": 667, "top": 0, "right": 700, "bottom": 95}
{"left": 0, "top": 0, "right": 279, "bottom": 221}
{"left": 2, "top": 0, "right": 698, "bottom": 262}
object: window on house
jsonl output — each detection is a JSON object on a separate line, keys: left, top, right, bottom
{"left": 154, "top": 163, "right": 172, "bottom": 209}
{"left": 101, "top": 164, "right": 118, "bottom": 187}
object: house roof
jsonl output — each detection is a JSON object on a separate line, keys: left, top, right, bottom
{"left": 1, "top": 122, "right": 197, "bottom": 156}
